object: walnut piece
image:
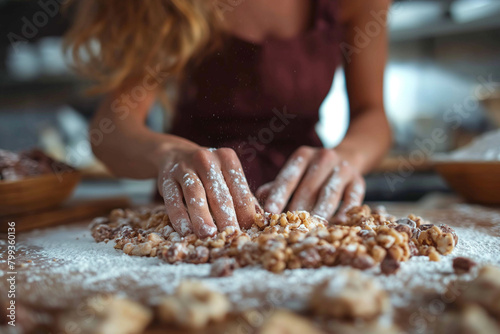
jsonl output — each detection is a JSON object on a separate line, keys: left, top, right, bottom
{"left": 453, "top": 257, "right": 476, "bottom": 274}
{"left": 417, "top": 224, "right": 457, "bottom": 256}
{"left": 157, "top": 281, "right": 230, "bottom": 329}
{"left": 381, "top": 254, "right": 400, "bottom": 275}
{"left": 309, "top": 269, "right": 389, "bottom": 320}
{"left": 436, "top": 265, "right": 500, "bottom": 333}
{"left": 459, "top": 266, "right": 500, "bottom": 318}
{"left": 436, "top": 304, "right": 500, "bottom": 334}
{"left": 210, "top": 258, "right": 238, "bottom": 277}
{"left": 258, "top": 310, "right": 323, "bottom": 334}
{"left": 57, "top": 295, "right": 152, "bottom": 334}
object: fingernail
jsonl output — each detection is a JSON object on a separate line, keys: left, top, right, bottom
{"left": 198, "top": 224, "right": 217, "bottom": 238}
{"left": 176, "top": 218, "right": 192, "bottom": 236}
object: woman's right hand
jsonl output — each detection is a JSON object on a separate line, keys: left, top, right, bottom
{"left": 158, "top": 147, "right": 259, "bottom": 238}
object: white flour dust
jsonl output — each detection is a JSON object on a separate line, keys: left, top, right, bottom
{"left": 1, "top": 205, "right": 498, "bottom": 313}
{"left": 268, "top": 156, "right": 304, "bottom": 212}
{"left": 314, "top": 167, "right": 341, "bottom": 217}
{"left": 207, "top": 163, "right": 237, "bottom": 225}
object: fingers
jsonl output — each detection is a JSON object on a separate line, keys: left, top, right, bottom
{"left": 311, "top": 166, "right": 346, "bottom": 219}
{"left": 161, "top": 148, "right": 259, "bottom": 237}
{"left": 193, "top": 150, "right": 240, "bottom": 232}
{"left": 175, "top": 168, "right": 217, "bottom": 238}
{"left": 333, "top": 176, "right": 366, "bottom": 224}
{"left": 264, "top": 147, "right": 314, "bottom": 213}
{"left": 288, "top": 149, "right": 339, "bottom": 212}
{"left": 255, "top": 181, "right": 274, "bottom": 205}
{"left": 161, "top": 164, "right": 193, "bottom": 236}
{"left": 217, "top": 148, "right": 258, "bottom": 229}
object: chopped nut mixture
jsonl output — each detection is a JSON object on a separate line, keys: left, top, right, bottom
{"left": 90, "top": 205, "right": 459, "bottom": 273}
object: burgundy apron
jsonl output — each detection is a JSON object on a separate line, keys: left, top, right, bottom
{"left": 171, "top": 0, "right": 343, "bottom": 192}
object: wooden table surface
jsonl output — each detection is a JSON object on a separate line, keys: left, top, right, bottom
{"left": 1, "top": 199, "right": 500, "bottom": 333}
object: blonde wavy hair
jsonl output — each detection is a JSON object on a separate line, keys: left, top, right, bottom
{"left": 64, "top": 0, "right": 223, "bottom": 94}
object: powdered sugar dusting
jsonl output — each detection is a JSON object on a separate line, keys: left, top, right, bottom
{"left": 268, "top": 157, "right": 304, "bottom": 211}
{"left": 313, "top": 167, "right": 341, "bottom": 218}
{"left": 2, "top": 205, "right": 498, "bottom": 315}
{"left": 207, "top": 164, "right": 238, "bottom": 227}
{"left": 228, "top": 168, "right": 251, "bottom": 207}
{"left": 195, "top": 216, "right": 217, "bottom": 236}
{"left": 162, "top": 178, "right": 180, "bottom": 209}
{"left": 351, "top": 182, "right": 364, "bottom": 199}
{"left": 183, "top": 173, "right": 196, "bottom": 187}
{"left": 267, "top": 202, "right": 279, "bottom": 213}
{"left": 177, "top": 218, "right": 191, "bottom": 236}
{"left": 229, "top": 168, "right": 249, "bottom": 197}
{"left": 189, "top": 197, "right": 205, "bottom": 207}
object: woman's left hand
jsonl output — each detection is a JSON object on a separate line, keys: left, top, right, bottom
{"left": 255, "top": 146, "right": 365, "bottom": 223}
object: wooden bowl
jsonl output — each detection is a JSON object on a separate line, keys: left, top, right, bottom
{"left": 0, "top": 171, "right": 81, "bottom": 216}
{"left": 434, "top": 161, "right": 500, "bottom": 204}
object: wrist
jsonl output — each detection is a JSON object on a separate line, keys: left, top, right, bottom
{"left": 151, "top": 137, "right": 200, "bottom": 173}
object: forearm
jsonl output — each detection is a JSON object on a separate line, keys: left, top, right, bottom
{"left": 90, "top": 115, "right": 198, "bottom": 179}
{"left": 335, "top": 108, "right": 392, "bottom": 174}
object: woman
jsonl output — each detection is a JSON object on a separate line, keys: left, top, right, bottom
{"left": 66, "top": 0, "right": 392, "bottom": 238}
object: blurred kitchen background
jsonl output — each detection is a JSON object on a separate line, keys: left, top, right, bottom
{"left": 1, "top": 0, "right": 500, "bottom": 204}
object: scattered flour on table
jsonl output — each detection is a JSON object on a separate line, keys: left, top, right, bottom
{"left": 1, "top": 209, "right": 499, "bottom": 312}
